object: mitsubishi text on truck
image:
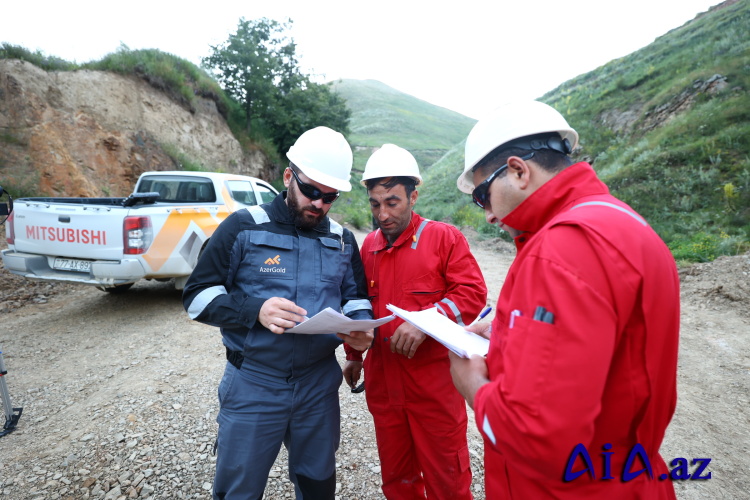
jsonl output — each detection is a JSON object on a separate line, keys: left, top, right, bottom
{"left": 2, "top": 171, "right": 278, "bottom": 292}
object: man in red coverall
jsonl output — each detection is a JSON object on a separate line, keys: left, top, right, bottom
{"left": 343, "top": 144, "right": 487, "bottom": 499}
{"left": 449, "top": 101, "right": 680, "bottom": 499}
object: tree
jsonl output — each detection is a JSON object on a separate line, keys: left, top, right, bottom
{"left": 203, "top": 18, "right": 298, "bottom": 135}
{"left": 269, "top": 81, "right": 352, "bottom": 155}
{"left": 202, "top": 18, "right": 350, "bottom": 153}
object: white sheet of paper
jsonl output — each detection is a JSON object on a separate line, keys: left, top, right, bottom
{"left": 286, "top": 307, "right": 395, "bottom": 334}
{"left": 385, "top": 304, "right": 490, "bottom": 358}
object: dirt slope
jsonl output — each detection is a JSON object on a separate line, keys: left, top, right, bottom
{"left": 0, "top": 60, "right": 275, "bottom": 198}
{"left": 0, "top": 232, "right": 748, "bottom": 499}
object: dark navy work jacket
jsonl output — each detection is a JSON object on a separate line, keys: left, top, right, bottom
{"left": 183, "top": 191, "right": 372, "bottom": 381}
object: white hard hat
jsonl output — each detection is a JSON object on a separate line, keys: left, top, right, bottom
{"left": 286, "top": 126, "right": 353, "bottom": 192}
{"left": 457, "top": 101, "right": 579, "bottom": 194}
{"left": 361, "top": 144, "right": 422, "bottom": 187}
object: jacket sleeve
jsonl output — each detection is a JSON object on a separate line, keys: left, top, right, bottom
{"left": 339, "top": 228, "right": 373, "bottom": 320}
{"left": 182, "top": 212, "right": 266, "bottom": 329}
{"left": 429, "top": 227, "right": 488, "bottom": 325}
{"left": 473, "top": 224, "right": 630, "bottom": 481}
{"left": 343, "top": 230, "right": 373, "bottom": 361}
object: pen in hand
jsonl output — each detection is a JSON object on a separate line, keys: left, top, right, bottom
{"left": 467, "top": 306, "right": 493, "bottom": 328}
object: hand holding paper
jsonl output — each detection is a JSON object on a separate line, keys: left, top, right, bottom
{"left": 259, "top": 297, "right": 308, "bottom": 334}
{"left": 337, "top": 329, "right": 374, "bottom": 351}
{"left": 285, "top": 307, "right": 395, "bottom": 334}
{"left": 389, "top": 321, "right": 427, "bottom": 359}
{"left": 385, "top": 304, "right": 490, "bottom": 358}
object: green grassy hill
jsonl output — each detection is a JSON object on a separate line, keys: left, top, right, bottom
{"left": 399, "top": 0, "right": 749, "bottom": 262}
{"left": 328, "top": 79, "right": 476, "bottom": 228}
{"left": 331, "top": 79, "right": 476, "bottom": 172}
{"left": 542, "top": 0, "right": 749, "bottom": 262}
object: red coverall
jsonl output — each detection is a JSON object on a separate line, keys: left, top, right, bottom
{"left": 347, "top": 211, "right": 487, "bottom": 499}
{"left": 474, "top": 163, "right": 679, "bottom": 499}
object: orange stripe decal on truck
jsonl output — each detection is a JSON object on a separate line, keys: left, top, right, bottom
{"left": 142, "top": 207, "right": 228, "bottom": 272}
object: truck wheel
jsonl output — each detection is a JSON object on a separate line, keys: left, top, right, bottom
{"left": 99, "top": 283, "right": 134, "bottom": 294}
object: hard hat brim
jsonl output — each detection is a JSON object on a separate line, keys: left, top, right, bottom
{"left": 360, "top": 176, "right": 422, "bottom": 188}
{"left": 293, "top": 163, "right": 352, "bottom": 192}
{"left": 456, "top": 170, "right": 475, "bottom": 194}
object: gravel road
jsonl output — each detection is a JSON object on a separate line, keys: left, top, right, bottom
{"left": 0, "top": 231, "right": 748, "bottom": 500}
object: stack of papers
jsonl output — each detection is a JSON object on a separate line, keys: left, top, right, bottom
{"left": 386, "top": 304, "right": 490, "bottom": 358}
{"left": 286, "top": 307, "right": 395, "bottom": 334}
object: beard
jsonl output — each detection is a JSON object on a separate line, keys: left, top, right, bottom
{"left": 286, "top": 183, "right": 326, "bottom": 230}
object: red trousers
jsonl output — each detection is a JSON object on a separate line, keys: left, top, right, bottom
{"left": 365, "top": 351, "right": 473, "bottom": 499}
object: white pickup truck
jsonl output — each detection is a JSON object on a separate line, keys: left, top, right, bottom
{"left": 2, "top": 171, "right": 278, "bottom": 292}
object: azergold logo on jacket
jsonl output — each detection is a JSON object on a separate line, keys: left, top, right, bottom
{"left": 260, "top": 254, "right": 286, "bottom": 274}
{"left": 264, "top": 255, "right": 281, "bottom": 265}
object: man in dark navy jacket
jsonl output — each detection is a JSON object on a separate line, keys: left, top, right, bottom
{"left": 183, "top": 126, "right": 374, "bottom": 500}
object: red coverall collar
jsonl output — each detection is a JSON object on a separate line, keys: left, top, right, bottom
{"left": 369, "top": 211, "right": 423, "bottom": 252}
{"left": 502, "top": 162, "right": 610, "bottom": 248}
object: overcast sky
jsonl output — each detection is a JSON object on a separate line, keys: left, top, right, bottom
{"left": 2, "top": 0, "right": 723, "bottom": 119}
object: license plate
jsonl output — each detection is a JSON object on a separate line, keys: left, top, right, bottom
{"left": 53, "top": 258, "right": 92, "bottom": 272}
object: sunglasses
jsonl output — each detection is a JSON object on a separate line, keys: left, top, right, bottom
{"left": 472, "top": 152, "right": 534, "bottom": 208}
{"left": 290, "top": 168, "right": 340, "bottom": 204}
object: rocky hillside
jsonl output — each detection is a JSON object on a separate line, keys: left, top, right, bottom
{"left": 0, "top": 59, "right": 276, "bottom": 198}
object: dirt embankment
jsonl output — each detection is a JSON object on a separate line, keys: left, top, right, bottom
{"left": 0, "top": 232, "right": 748, "bottom": 499}
{"left": 0, "top": 60, "right": 276, "bottom": 198}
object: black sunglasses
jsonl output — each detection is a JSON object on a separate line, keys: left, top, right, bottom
{"left": 289, "top": 168, "right": 340, "bottom": 204}
{"left": 472, "top": 152, "right": 534, "bottom": 208}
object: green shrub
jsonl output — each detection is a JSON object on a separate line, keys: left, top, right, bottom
{"left": 669, "top": 229, "right": 749, "bottom": 263}
{"left": 330, "top": 185, "right": 371, "bottom": 230}
{"left": 0, "top": 43, "right": 77, "bottom": 70}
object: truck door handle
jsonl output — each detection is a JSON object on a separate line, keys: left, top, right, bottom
{"left": 58, "top": 216, "right": 71, "bottom": 223}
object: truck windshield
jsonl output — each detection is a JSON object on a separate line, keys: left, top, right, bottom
{"left": 137, "top": 176, "right": 216, "bottom": 203}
